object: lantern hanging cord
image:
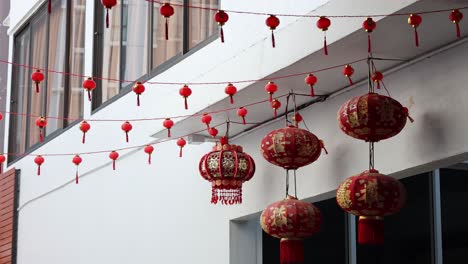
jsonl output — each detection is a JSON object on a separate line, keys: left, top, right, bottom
{"left": 367, "top": 56, "right": 374, "bottom": 93}
{"left": 285, "top": 170, "right": 290, "bottom": 197}
{"left": 146, "top": 1, "right": 468, "bottom": 18}
{"left": 369, "top": 142, "right": 375, "bottom": 170}
{"left": 293, "top": 170, "right": 298, "bottom": 198}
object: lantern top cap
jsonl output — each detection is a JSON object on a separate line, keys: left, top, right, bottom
{"left": 285, "top": 195, "right": 298, "bottom": 200}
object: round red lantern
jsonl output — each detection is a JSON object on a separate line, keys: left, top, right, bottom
{"left": 208, "top": 127, "right": 218, "bottom": 138}
{"left": 109, "top": 151, "right": 119, "bottom": 171}
{"left": 35, "top": 116, "right": 47, "bottom": 142}
{"left": 337, "top": 93, "right": 410, "bottom": 142}
{"left": 343, "top": 64, "right": 354, "bottom": 85}
{"left": 179, "top": 85, "right": 192, "bottom": 110}
{"left": 163, "top": 118, "right": 174, "bottom": 137}
{"left": 316, "top": 16, "right": 331, "bottom": 55}
{"left": 160, "top": 3, "right": 175, "bottom": 40}
{"left": 201, "top": 113, "right": 212, "bottom": 129}
{"left": 0, "top": 154, "right": 5, "bottom": 174}
{"left": 121, "top": 121, "right": 133, "bottom": 143}
{"left": 101, "top": 0, "right": 117, "bottom": 28}
{"left": 79, "top": 120, "right": 91, "bottom": 144}
{"left": 34, "top": 155, "right": 45, "bottom": 176}
{"left": 305, "top": 74, "right": 318, "bottom": 97}
{"left": 237, "top": 107, "right": 248, "bottom": 125}
{"left": 225, "top": 83, "right": 237, "bottom": 104}
{"left": 265, "top": 81, "right": 278, "bottom": 102}
{"left": 371, "top": 71, "right": 383, "bottom": 90}
{"left": 199, "top": 140, "right": 255, "bottom": 205}
{"left": 72, "top": 155, "right": 82, "bottom": 184}
{"left": 144, "top": 145, "right": 154, "bottom": 165}
{"left": 266, "top": 15, "right": 280, "bottom": 48}
{"left": 449, "top": 9, "right": 463, "bottom": 39}
{"left": 31, "top": 70, "right": 45, "bottom": 93}
{"left": 214, "top": 10, "right": 229, "bottom": 43}
{"left": 260, "top": 125, "right": 326, "bottom": 170}
{"left": 271, "top": 99, "right": 281, "bottom": 118}
{"left": 261, "top": 195, "right": 322, "bottom": 264}
{"left": 362, "top": 17, "right": 377, "bottom": 53}
{"left": 132, "top": 82, "right": 145, "bottom": 107}
{"left": 177, "top": 138, "right": 186, "bottom": 157}
{"left": 82, "top": 78, "right": 96, "bottom": 102}
{"left": 408, "top": 14, "right": 422, "bottom": 47}
{"left": 293, "top": 112, "right": 303, "bottom": 127}
{"left": 336, "top": 169, "right": 406, "bottom": 244}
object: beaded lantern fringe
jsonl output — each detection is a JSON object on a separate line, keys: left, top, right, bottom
{"left": 211, "top": 188, "right": 242, "bottom": 205}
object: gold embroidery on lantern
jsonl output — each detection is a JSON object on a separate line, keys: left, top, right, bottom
{"left": 336, "top": 179, "right": 353, "bottom": 208}
{"left": 270, "top": 206, "right": 288, "bottom": 228}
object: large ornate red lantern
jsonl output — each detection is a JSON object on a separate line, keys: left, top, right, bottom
{"left": 337, "top": 93, "right": 411, "bottom": 142}
{"left": 336, "top": 169, "right": 406, "bottom": 244}
{"left": 214, "top": 10, "right": 229, "bottom": 43}
{"left": 199, "top": 137, "right": 255, "bottom": 205}
{"left": 316, "top": 16, "right": 331, "bottom": 55}
{"left": 101, "top": 0, "right": 117, "bottom": 28}
{"left": 261, "top": 195, "right": 322, "bottom": 264}
{"left": 266, "top": 15, "right": 280, "bottom": 48}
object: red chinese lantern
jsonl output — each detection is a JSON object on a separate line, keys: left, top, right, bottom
{"left": 179, "top": 85, "right": 192, "bottom": 110}
{"left": 265, "top": 81, "right": 278, "bottom": 102}
{"left": 362, "top": 17, "right": 377, "bottom": 53}
{"left": 160, "top": 3, "right": 175, "bottom": 40}
{"left": 237, "top": 107, "right": 248, "bottom": 125}
{"left": 260, "top": 125, "right": 326, "bottom": 170}
{"left": 305, "top": 74, "right": 318, "bottom": 97}
{"left": 337, "top": 169, "right": 406, "bottom": 244}
{"left": 35, "top": 116, "right": 47, "bottom": 142}
{"left": 371, "top": 71, "right": 383, "bottom": 90}
{"left": 208, "top": 127, "right": 218, "bottom": 138}
{"left": 72, "top": 155, "right": 82, "bottom": 184}
{"left": 82, "top": 78, "right": 96, "bottom": 102}
{"left": 408, "top": 14, "right": 422, "bottom": 47}
{"left": 0, "top": 112, "right": 3, "bottom": 121}
{"left": 316, "top": 16, "right": 331, "bottom": 55}
{"left": 449, "top": 9, "right": 463, "bottom": 39}
{"left": 214, "top": 10, "right": 229, "bottom": 43}
{"left": 101, "top": 0, "right": 117, "bottom": 28}
{"left": 144, "top": 145, "right": 154, "bottom": 165}
{"left": 271, "top": 99, "right": 281, "bottom": 118}
{"left": 79, "top": 120, "right": 91, "bottom": 144}
{"left": 201, "top": 113, "right": 212, "bottom": 129}
{"left": 266, "top": 15, "right": 280, "bottom": 48}
{"left": 132, "top": 82, "right": 145, "bottom": 107}
{"left": 337, "top": 93, "right": 411, "bottom": 142}
{"left": 177, "top": 138, "right": 186, "bottom": 157}
{"left": 121, "top": 121, "right": 133, "bottom": 143}
{"left": 163, "top": 118, "right": 174, "bottom": 137}
{"left": 261, "top": 195, "right": 322, "bottom": 264}
{"left": 343, "top": 64, "right": 354, "bottom": 85}
{"left": 109, "top": 151, "right": 119, "bottom": 171}
{"left": 293, "top": 112, "right": 303, "bottom": 127}
{"left": 199, "top": 139, "right": 255, "bottom": 205}
{"left": 31, "top": 70, "right": 45, "bottom": 93}
{"left": 225, "top": 83, "right": 237, "bottom": 104}
{"left": 34, "top": 155, "right": 45, "bottom": 176}
{"left": 0, "top": 154, "right": 5, "bottom": 174}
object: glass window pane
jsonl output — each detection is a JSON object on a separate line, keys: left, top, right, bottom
{"left": 188, "top": 0, "right": 217, "bottom": 49}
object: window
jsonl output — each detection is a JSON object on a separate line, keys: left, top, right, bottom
{"left": 93, "top": 0, "right": 218, "bottom": 109}
{"left": 9, "top": 0, "right": 85, "bottom": 161}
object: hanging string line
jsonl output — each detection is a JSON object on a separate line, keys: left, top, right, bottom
{"left": 145, "top": 1, "right": 468, "bottom": 18}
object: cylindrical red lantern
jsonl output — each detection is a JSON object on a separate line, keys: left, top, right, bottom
{"left": 34, "top": 155, "right": 45, "bottom": 176}
{"left": 337, "top": 93, "right": 410, "bottom": 142}
{"left": 208, "top": 127, "right": 218, "bottom": 138}
{"left": 371, "top": 71, "right": 383, "bottom": 90}
{"left": 449, "top": 9, "right": 463, "bottom": 39}
{"left": 35, "top": 116, "right": 47, "bottom": 142}
{"left": 271, "top": 99, "right": 281, "bottom": 118}
{"left": 82, "top": 78, "right": 96, "bottom": 102}
{"left": 362, "top": 17, "right": 377, "bottom": 53}
{"left": 101, "top": 0, "right": 117, "bottom": 28}
{"left": 337, "top": 169, "right": 406, "bottom": 244}
{"left": 265, "top": 81, "right": 278, "bottom": 102}
{"left": 261, "top": 196, "right": 322, "bottom": 264}
{"left": 214, "top": 10, "right": 229, "bottom": 43}
{"left": 144, "top": 145, "right": 154, "bottom": 165}
{"left": 199, "top": 140, "right": 255, "bottom": 205}
{"left": 31, "top": 70, "right": 45, "bottom": 93}
{"left": 201, "top": 113, "right": 212, "bottom": 129}
{"left": 343, "top": 64, "right": 354, "bottom": 85}
{"left": 316, "top": 16, "right": 331, "bottom": 55}
{"left": 179, "top": 85, "right": 192, "bottom": 110}
{"left": 0, "top": 154, "right": 5, "bottom": 174}
{"left": 72, "top": 155, "right": 82, "bottom": 184}
{"left": 121, "top": 121, "right": 133, "bottom": 143}
{"left": 408, "top": 14, "right": 422, "bottom": 47}
{"left": 163, "top": 118, "right": 174, "bottom": 137}
{"left": 305, "top": 74, "right": 318, "bottom": 97}
{"left": 109, "top": 151, "right": 119, "bottom": 170}
{"left": 160, "top": 3, "right": 175, "bottom": 40}
{"left": 177, "top": 138, "right": 186, "bottom": 157}
{"left": 266, "top": 15, "right": 280, "bottom": 48}
{"left": 132, "top": 82, "right": 145, "bottom": 107}
{"left": 79, "top": 120, "right": 91, "bottom": 144}
{"left": 237, "top": 107, "right": 248, "bottom": 125}
{"left": 225, "top": 83, "right": 237, "bottom": 104}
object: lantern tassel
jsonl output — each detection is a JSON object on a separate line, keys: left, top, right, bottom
{"left": 358, "top": 216, "right": 384, "bottom": 245}
{"left": 125, "top": 132, "right": 129, "bottom": 143}
{"left": 75, "top": 168, "right": 79, "bottom": 184}
{"left": 148, "top": 153, "right": 152, "bottom": 165}
{"left": 37, "top": 165, "right": 41, "bottom": 176}
{"left": 229, "top": 95, "right": 234, "bottom": 104}
{"left": 376, "top": 81, "right": 381, "bottom": 90}
{"left": 367, "top": 33, "right": 372, "bottom": 53}
{"left": 414, "top": 28, "right": 419, "bottom": 47}
{"left": 241, "top": 116, "right": 246, "bottom": 125}
{"left": 36, "top": 83, "right": 40, "bottom": 93}
{"left": 323, "top": 34, "right": 328, "bottom": 55}
{"left": 184, "top": 97, "right": 188, "bottom": 110}
{"left": 456, "top": 23, "right": 461, "bottom": 39}
{"left": 347, "top": 76, "right": 353, "bottom": 86}
{"left": 280, "top": 239, "right": 304, "bottom": 264}
{"left": 39, "top": 129, "right": 44, "bottom": 142}
{"left": 167, "top": 129, "right": 171, "bottom": 138}
{"left": 165, "top": 18, "right": 169, "bottom": 40}
{"left": 87, "top": 90, "right": 92, "bottom": 101}
{"left": 82, "top": 132, "right": 86, "bottom": 144}
{"left": 269, "top": 93, "right": 273, "bottom": 102}
{"left": 106, "top": 9, "right": 110, "bottom": 29}
{"left": 310, "top": 85, "right": 315, "bottom": 97}
{"left": 112, "top": 160, "right": 116, "bottom": 171}
{"left": 274, "top": 109, "right": 277, "bottom": 118}
{"left": 320, "top": 140, "right": 328, "bottom": 155}
{"left": 137, "top": 94, "right": 140, "bottom": 107}
{"left": 48, "top": 0, "right": 51, "bottom": 13}
{"left": 220, "top": 27, "right": 225, "bottom": 43}
{"left": 179, "top": 147, "right": 183, "bottom": 157}
{"left": 271, "top": 31, "right": 276, "bottom": 48}
{"left": 0, "top": 165, "right": 2, "bottom": 174}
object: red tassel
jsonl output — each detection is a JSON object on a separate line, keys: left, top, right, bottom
{"left": 347, "top": 76, "right": 353, "bottom": 85}
{"left": 87, "top": 90, "right": 92, "bottom": 101}
{"left": 367, "top": 33, "right": 372, "bottom": 53}
{"left": 82, "top": 132, "right": 86, "bottom": 144}
{"left": 456, "top": 23, "right": 461, "bottom": 38}
{"left": 358, "top": 216, "right": 384, "bottom": 245}
{"left": 220, "top": 27, "right": 225, "bottom": 43}
{"left": 376, "top": 81, "right": 381, "bottom": 90}
{"left": 37, "top": 165, "right": 41, "bottom": 176}
{"left": 106, "top": 9, "right": 110, "bottom": 29}
{"left": 323, "top": 34, "right": 328, "bottom": 55}
{"left": 179, "top": 147, "right": 183, "bottom": 157}
{"left": 280, "top": 239, "right": 304, "bottom": 264}
{"left": 229, "top": 95, "right": 234, "bottom": 104}
{"left": 167, "top": 129, "right": 171, "bottom": 138}
{"left": 36, "top": 83, "right": 40, "bottom": 93}
{"left": 271, "top": 31, "right": 276, "bottom": 48}
{"left": 0, "top": 166, "right": 2, "bottom": 174}
{"left": 75, "top": 169, "right": 79, "bottom": 184}
{"left": 125, "top": 132, "right": 129, "bottom": 143}
{"left": 137, "top": 94, "right": 140, "bottom": 107}
{"left": 414, "top": 28, "right": 419, "bottom": 47}
{"left": 112, "top": 160, "right": 116, "bottom": 171}
{"left": 184, "top": 97, "right": 188, "bottom": 110}
{"left": 165, "top": 18, "right": 169, "bottom": 40}
{"left": 309, "top": 85, "right": 315, "bottom": 97}
{"left": 242, "top": 117, "right": 246, "bottom": 125}
{"left": 40, "top": 129, "right": 44, "bottom": 142}
{"left": 148, "top": 153, "right": 152, "bottom": 165}
{"left": 269, "top": 93, "right": 273, "bottom": 102}
{"left": 48, "top": 0, "right": 51, "bottom": 13}
{"left": 274, "top": 109, "right": 277, "bottom": 118}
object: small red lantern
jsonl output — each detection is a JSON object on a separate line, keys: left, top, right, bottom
{"left": 79, "top": 120, "right": 91, "bottom": 144}
{"left": 144, "top": 145, "right": 154, "bottom": 165}
{"left": 199, "top": 139, "right": 255, "bottom": 205}
{"left": 109, "top": 151, "right": 119, "bottom": 170}
{"left": 316, "top": 16, "right": 331, "bottom": 55}
{"left": 31, "top": 70, "right": 45, "bottom": 93}
{"left": 0, "top": 112, "right": 3, "bottom": 121}
{"left": 0, "top": 154, "right": 5, "bottom": 174}
{"left": 337, "top": 169, "right": 406, "bottom": 244}
{"left": 265, "top": 81, "right": 278, "bottom": 102}
{"left": 163, "top": 118, "right": 174, "bottom": 137}
{"left": 34, "top": 155, "right": 45, "bottom": 176}
{"left": 121, "top": 121, "right": 133, "bottom": 143}
{"left": 177, "top": 138, "right": 186, "bottom": 157}
{"left": 371, "top": 71, "right": 383, "bottom": 90}
{"left": 271, "top": 99, "right": 281, "bottom": 118}
{"left": 260, "top": 125, "right": 326, "bottom": 170}
{"left": 160, "top": 3, "right": 175, "bottom": 40}
{"left": 261, "top": 195, "right": 322, "bottom": 264}
{"left": 201, "top": 113, "right": 212, "bottom": 129}
{"left": 362, "top": 17, "right": 377, "bottom": 53}
{"left": 208, "top": 127, "right": 218, "bottom": 138}
{"left": 343, "top": 64, "right": 355, "bottom": 85}
{"left": 214, "top": 10, "right": 229, "bottom": 43}
{"left": 337, "top": 93, "right": 411, "bottom": 142}
{"left": 408, "top": 14, "right": 422, "bottom": 47}
{"left": 101, "top": 0, "right": 117, "bottom": 28}
{"left": 35, "top": 116, "right": 47, "bottom": 142}
{"left": 266, "top": 15, "right": 280, "bottom": 48}
{"left": 82, "top": 78, "right": 96, "bottom": 102}
{"left": 293, "top": 112, "right": 303, "bottom": 127}
{"left": 132, "top": 82, "right": 145, "bottom": 107}
{"left": 179, "top": 84, "right": 192, "bottom": 110}
{"left": 449, "top": 9, "right": 463, "bottom": 39}
{"left": 225, "top": 83, "right": 237, "bottom": 104}
{"left": 237, "top": 107, "right": 248, "bottom": 125}
{"left": 72, "top": 155, "right": 82, "bottom": 184}
{"left": 305, "top": 74, "right": 318, "bottom": 97}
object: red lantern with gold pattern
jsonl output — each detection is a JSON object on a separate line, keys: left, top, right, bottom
{"left": 261, "top": 195, "right": 322, "bottom": 264}
{"left": 199, "top": 138, "right": 255, "bottom": 205}
{"left": 337, "top": 93, "right": 410, "bottom": 142}
{"left": 336, "top": 169, "right": 406, "bottom": 244}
